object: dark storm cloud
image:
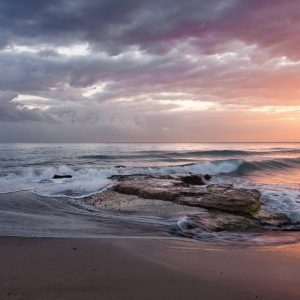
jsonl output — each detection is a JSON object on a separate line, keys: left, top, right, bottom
{"left": 0, "top": 0, "right": 299, "bottom": 58}
{"left": 0, "top": 0, "right": 238, "bottom": 52}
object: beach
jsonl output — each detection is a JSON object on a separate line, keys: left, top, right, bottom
{"left": 1, "top": 143, "right": 300, "bottom": 299}
{"left": 1, "top": 236, "right": 300, "bottom": 299}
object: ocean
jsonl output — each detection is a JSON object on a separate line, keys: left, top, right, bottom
{"left": 0, "top": 143, "right": 300, "bottom": 243}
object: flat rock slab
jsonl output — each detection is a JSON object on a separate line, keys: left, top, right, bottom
{"left": 112, "top": 174, "right": 262, "bottom": 215}
{"left": 86, "top": 190, "right": 256, "bottom": 232}
{"left": 85, "top": 190, "right": 207, "bottom": 217}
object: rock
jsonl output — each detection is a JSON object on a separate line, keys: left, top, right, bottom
{"left": 115, "top": 165, "right": 126, "bottom": 169}
{"left": 206, "top": 184, "right": 234, "bottom": 192}
{"left": 204, "top": 174, "right": 212, "bottom": 181}
{"left": 181, "top": 175, "right": 205, "bottom": 185}
{"left": 182, "top": 187, "right": 262, "bottom": 215}
{"left": 87, "top": 188, "right": 256, "bottom": 233}
{"left": 87, "top": 173, "right": 292, "bottom": 232}
{"left": 86, "top": 190, "right": 207, "bottom": 217}
{"left": 53, "top": 174, "right": 72, "bottom": 179}
{"left": 253, "top": 210, "right": 292, "bottom": 226}
{"left": 180, "top": 211, "right": 256, "bottom": 232}
{"left": 112, "top": 175, "right": 262, "bottom": 215}
{"left": 114, "top": 181, "right": 180, "bottom": 201}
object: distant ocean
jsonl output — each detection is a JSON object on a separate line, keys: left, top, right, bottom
{"left": 0, "top": 143, "right": 300, "bottom": 243}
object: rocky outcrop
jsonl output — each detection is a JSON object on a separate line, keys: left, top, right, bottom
{"left": 87, "top": 174, "right": 293, "bottom": 233}
{"left": 112, "top": 175, "right": 262, "bottom": 215}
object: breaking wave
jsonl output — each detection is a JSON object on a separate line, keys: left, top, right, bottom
{"left": 151, "top": 159, "right": 243, "bottom": 175}
{"left": 0, "top": 157, "right": 300, "bottom": 197}
{"left": 237, "top": 157, "right": 300, "bottom": 173}
{"left": 147, "top": 157, "right": 300, "bottom": 175}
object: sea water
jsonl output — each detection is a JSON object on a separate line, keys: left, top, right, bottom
{"left": 0, "top": 143, "right": 300, "bottom": 243}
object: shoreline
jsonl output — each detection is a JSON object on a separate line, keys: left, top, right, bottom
{"left": 1, "top": 236, "right": 300, "bottom": 299}
{"left": 1, "top": 190, "right": 300, "bottom": 245}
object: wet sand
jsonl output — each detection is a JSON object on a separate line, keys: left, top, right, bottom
{"left": 1, "top": 237, "right": 300, "bottom": 300}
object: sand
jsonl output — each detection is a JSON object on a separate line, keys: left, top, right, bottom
{"left": 1, "top": 237, "right": 300, "bottom": 300}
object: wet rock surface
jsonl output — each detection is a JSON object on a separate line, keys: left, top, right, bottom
{"left": 112, "top": 175, "right": 262, "bottom": 215}
{"left": 181, "top": 174, "right": 206, "bottom": 185}
{"left": 179, "top": 211, "right": 256, "bottom": 232}
{"left": 253, "top": 210, "right": 292, "bottom": 227}
{"left": 87, "top": 174, "right": 293, "bottom": 233}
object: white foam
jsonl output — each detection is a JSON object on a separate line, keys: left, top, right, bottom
{"left": 261, "top": 187, "right": 300, "bottom": 222}
{"left": 152, "top": 159, "right": 244, "bottom": 175}
{"left": 0, "top": 165, "right": 118, "bottom": 197}
{"left": 0, "top": 160, "right": 244, "bottom": 197}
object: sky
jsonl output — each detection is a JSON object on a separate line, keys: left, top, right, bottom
{"left": 0, "top": 0, "right": 299, "bottom": 142}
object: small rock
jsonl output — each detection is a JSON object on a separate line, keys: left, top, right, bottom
{"left": 181, "top": 175, "right": 205, "bottom": 185}
{"left": 53, "top": 174, "right": 72, "bottom": 179}
{"left": 180, "top": 211, "right": 255, "bottom": 232}
{"left": 204, "top": 174, "right": 212, "bottom": 181}
{"left": 254, "top": 210, "right": 292, "bottom": 226}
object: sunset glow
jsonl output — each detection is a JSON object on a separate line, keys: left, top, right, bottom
{"left": 0, "top": 0, "right": 299, "bottom": 142}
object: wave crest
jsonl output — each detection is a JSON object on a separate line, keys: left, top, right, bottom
{"left": 151, "top": 159, "right": 243, "bottom": 175}
{"left": 1, "top": 156, "right": 300, "bottom": 197}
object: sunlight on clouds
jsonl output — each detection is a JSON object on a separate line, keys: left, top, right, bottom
{"left": 211, "top": 52, "right": 238, "bottom": 62}
{"left": 275, "top": 56, "right": 300, "bottom": 67}
{"left": 3, "top": 44, "right": 38, "bottom": 54}
{"left": 3, "top": 43, "right": 90, "bottom": 56}
{"left": 82, "top": 83, "right": 108, "bottom": 97}
{"left": 156, "top": 92, "right": 192, "bottom": 99}
{"left": 13, "top": 94, "right": 51, "bottom": 110}
{"left": 170, "top": 100, "right": 221, "bottom": 111}
{"left": 14, "top": 94, "right": 50, "bottom": 101}
{"left": 111, "top": 46, "right": 154, "bottom": 62}
{"left": 55, "top": 44, "right": 90, "bottom": 56}
{"left": 249, "top": 105, "right": 300, "bottom": 114}
{"left": 22, "top": 104, "right": 50, "bottom": 110}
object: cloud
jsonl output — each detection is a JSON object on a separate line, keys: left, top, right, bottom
{"left": 0, "top": 91, "right": 56, "bottom": 122}
{"left": 0, "top": 0, "right": 299, "bottom": 57}
{"left": 0, "top": 0, "right": 236, "bottom": 51}
{"left": 0, "top": 0, "right": 299, "bottom": 141}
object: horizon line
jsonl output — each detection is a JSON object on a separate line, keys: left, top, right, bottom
{"left": 0, "top": 141, "right": 299, "bottom": 144}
